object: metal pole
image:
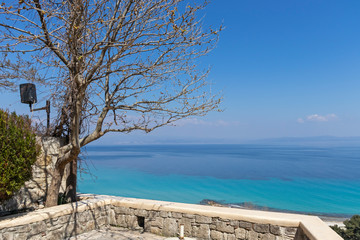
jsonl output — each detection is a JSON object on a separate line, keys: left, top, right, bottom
{"left": 29, "top": 100, "right": 51, "bottom": 135}
{"left": 46, "top": 100, "right": 50, "bottom": 135}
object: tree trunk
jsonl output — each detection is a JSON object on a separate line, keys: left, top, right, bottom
{"left": 45, "top": 166, "right": 65, "bottom": 207}
{"left": 65, "top": 158, "right": 77, "bottom": 202}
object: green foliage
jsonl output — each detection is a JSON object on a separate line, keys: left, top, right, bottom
{"left": 331, "top": 215, "right": 360, "bottom": 240}
{"left": 0, "top": 109, "right": 40, "bottom": 201}
{"left": 57, "top": 193, "right": 69, "bottom": 205}
{"left": 331, "top": 224, "right": 347, "bottom": 239}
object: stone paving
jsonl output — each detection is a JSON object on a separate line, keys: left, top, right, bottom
{"left": 69, "top": 227, "right": 167, "bottom": 240}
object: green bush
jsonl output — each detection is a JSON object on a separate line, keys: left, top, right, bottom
{"left": 331, "top": 215, "right": 360, "bottom": 240}
{"left": 0, "top": 109, "right": 40, "bottom": 202}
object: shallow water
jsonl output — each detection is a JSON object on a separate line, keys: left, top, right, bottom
{"left": 78, "top": 144, "right": 360, "bottom": 216}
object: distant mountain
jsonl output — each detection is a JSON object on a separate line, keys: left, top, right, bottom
{"left": 90, "top": 134, "right": 360, "bottom": 146}
{"left": 248, "top": 136, "right": 360, "bottom": 146}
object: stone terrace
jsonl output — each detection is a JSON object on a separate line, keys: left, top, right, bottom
{"left": 0, "top": 194, "right": 342, "bottom": 240}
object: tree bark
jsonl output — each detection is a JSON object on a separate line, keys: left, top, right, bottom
{"left": 65, "top": 158, "right": 77, "bottom": 202}
{"left": 45, "top": 166, "right": 65, "bottom": 207}
{"left": 45, "top": 146, "right": 80, "bottom": 207}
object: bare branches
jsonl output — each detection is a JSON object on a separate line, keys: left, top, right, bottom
{"left": 0, "top": 0, "right": 222, "bottom": 147}
{"left": 0, "top": 53, "right": 43, "bottom": 91}
{"left": 0, "top": 0, "right": 222, "bottom": 206}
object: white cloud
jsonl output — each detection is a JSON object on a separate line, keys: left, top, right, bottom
{"left": 297, "top": 114, "right": 337, "bottom": 123}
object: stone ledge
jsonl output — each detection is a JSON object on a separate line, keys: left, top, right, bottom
{"left": 0, "top": 194, "right": 342, "bottom": 240}
{"left": 107, "top": 196, "right": 302, "bottom": 227}
{"left": 299, "top": 220, "right": 341, "bottom": 240}
{"left": 0, "top": 198, "right": 110, "bottom": 230}
{"left": 102, "top": 195, "right": 341, "bottom": 240}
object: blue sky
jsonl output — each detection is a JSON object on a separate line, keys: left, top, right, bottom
{"left": 2, "top": 0, "right": 360, "bottom": 144}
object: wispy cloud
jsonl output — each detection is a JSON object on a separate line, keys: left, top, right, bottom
{"left": 297, "top": 114, "right": 337, "bottom": 123}
{"left": 176, "top": 118, "right": 240, "bottom": 127}
{"left": 297, "top": 118, "right": 305, "bottom": 123}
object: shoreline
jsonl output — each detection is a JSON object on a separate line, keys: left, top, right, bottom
{"left": 199, "top": 199, "right": 349, "bottom": 226}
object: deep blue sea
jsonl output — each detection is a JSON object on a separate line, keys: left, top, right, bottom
{"left": 78, "top": 144, "right": 360, "bottom": 216}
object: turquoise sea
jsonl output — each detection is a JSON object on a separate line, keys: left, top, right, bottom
{"left": 78, "top": 144, "right": 360, "bottom": 217}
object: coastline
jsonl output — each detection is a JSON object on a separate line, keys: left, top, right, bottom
{"left": 199, "top": 199, "right": 348, "bottom": 227}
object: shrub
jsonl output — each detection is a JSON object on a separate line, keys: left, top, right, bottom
{"left": 331, "top": 215, "right": 360, "bottom": 240}
{"left": 331, "top": 224, "right": 347, "bottom": 239}
{"left": 0, "top": 109, "right": 40, "bottom": 202}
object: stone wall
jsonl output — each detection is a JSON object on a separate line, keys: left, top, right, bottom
{"left": 0, "top": 137, "right": 65, "bottom": 213}
{"left": 108, "top": 205, "right": 298, "bottom": 240}
{"left": 0, "top": 204, "right": 109, "bottom": 240}
{"left": 0, "top": 195, "right": 341, "bottom": 240}
{"left": 0, "top": 203, "right": 297, "bottom": 240}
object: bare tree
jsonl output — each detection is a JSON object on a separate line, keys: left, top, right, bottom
{"left": 0, "top": 53, "right": 43, "bottom": 91}
{"left": 0, "top": 0, "right": 221, "bottom": 207}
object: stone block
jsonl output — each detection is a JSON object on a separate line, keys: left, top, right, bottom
{"left": 47, "top": 223, "right": 63, "bottom": 232}
{"left": 1, "top": 232, "right": 14, "bottom": 240}
{"left": 28, "top": 234, "right": 44, "bottom": 240}
{"left": 216, "top": 221, "right": 234, "bottom": 233}
{"left": 150, "top": 217, "right": 164, "bottom": 228}
{"left": 193, "top": 224, "right": 210, "bottom": 239}
{"left": 15, "top": 224, "right": 30, "bottom": 233}
{"left": 84, "top": 220, "right": 96, "bottom": 232}
{"left": 86, "top": 211, "right": 95, "bottom": 222}
{"left": 150, "top": 226, "right": 162, "bottom": 235}
{"left": 210, "top": 230, "right": 224, "bottom": 240}
{"left": 183, "top": 213, "right": 195, "bottom": 218}
{"left": 57, "top": 215, "right": 70, "bottom": 224}
{"left": 29, "top": 222, "right": 47, "bottom": 235}
{"left": 178, "top": 218, "right": 193, "bottom": 236}
{"left": 247, "top": 231, "right": 259, "bottom": 240}
{"left": 285, "top": 227, "right": 297, "bottom": 237}
{"left": 163, "top": 218, "right": 178, "bottom": 237}
{"left": 239, "top": 221, "right": 253, "bottom": 230}
{"left": 114, "top": 206, "right": 133, "bottom": 215}
{"left": 116, "top": 215, "right": 127, "bottom": 227}
{"left": 195, "top": 215, "right": 212, "bottom": 224}
{"left": 270, "top": 225, "right": 281, "bottom": 235}
{"left": 260, "top": 233, "right": 276, "bottom": 240}
{"left": 99, "top": 206, "right": 107, "bottom": 215}
{"left": 134, "top": 209, "right": 148, "bottom": 217}
{"left": 108, "top": 208, "right": 116, "bottom": 225}
{"left": 125, "top": 215, "right": 139, "bottom": 229}
{"left": 229, "top": 220, "right": 239, "bottom": 227}
{"left": 40, "top": 137, "right": 61, "bottom": 155}
{"left": 24, "top": 182, "right": 37, "bottom": 189}
{"left": 14, "top": 233, "right": 27, "bottom": 240}
{"left": 77, "top": 223, "right": 88, "bottom": 234}
{"left": 224, "top": 233, "right": 236, "bottom": 240}
{"left": 254, "top": 223, "right": 269, "bottom": 233}
{"left": 171, "top": 212, "right": 183, "bottom": 218}
{"left": 235, "top": 228, "right": 246, "bottom": 239}
{"left": 209, "top": 224, "right": 217, "bottom": 230}
{"left": 64, "top": 222, "right": 75, "bottom": 236}
{"left": 95, "top": 216, "right": 106, "bottom": 226}
{"left": 160, "top": 211, "right": 170, "bottom": 218}
{"left": 45, "top": 231, "right": 64, "bottom": 240}
{"left": 36, "top": 155, "right": 52, "bottom": 167}
{"left": 147, "top": 210, "right": 158, "bottom": 218}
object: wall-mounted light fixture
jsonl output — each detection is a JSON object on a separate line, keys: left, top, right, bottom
{"left": 19, "top": 83, "right": 50, "bottom": 135}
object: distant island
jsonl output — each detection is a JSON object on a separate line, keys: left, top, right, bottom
{"left": 199, "top": 199, "right": 350, "bottom": 225}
